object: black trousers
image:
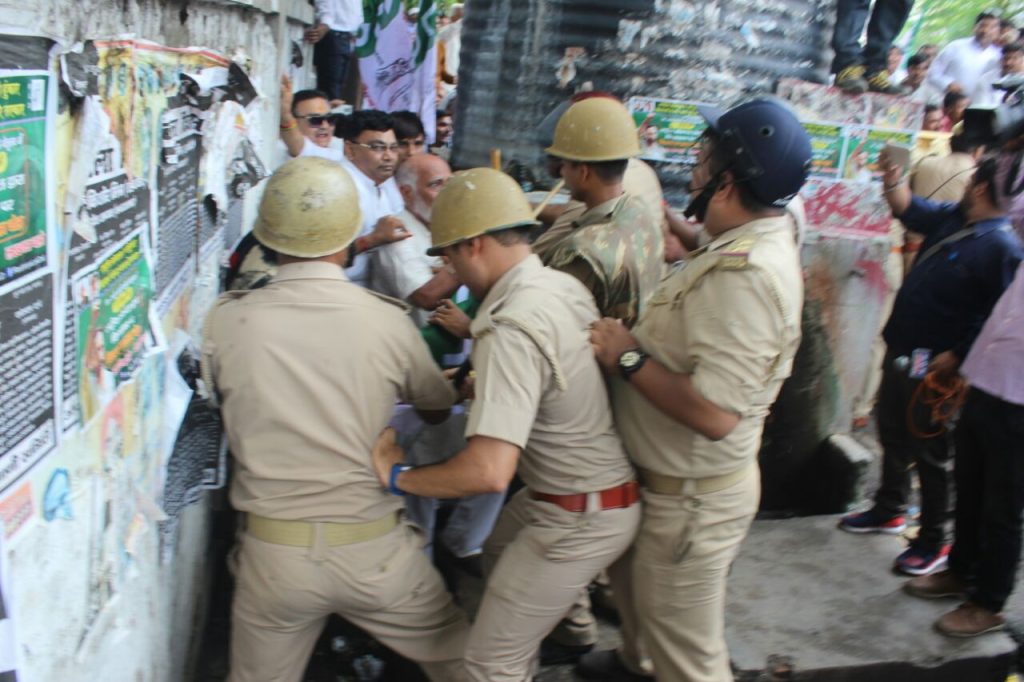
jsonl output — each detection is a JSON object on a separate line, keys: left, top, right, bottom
{"left": 873, "top": 351, "right": 953, "bottom": 547}
{"left": 831, "top": 0, "right": 913, "bottom": 74}
{"left": 314, "top": 30, "right": 354, "bottom": 101}
{"left": 949, "top": 387, "right": 1024, "bottom": 613}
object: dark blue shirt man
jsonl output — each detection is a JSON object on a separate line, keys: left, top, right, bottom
{"left": 840, "top": 152, "right": 1023, "bottom": 580}
{"left": 884, "top": 195, "right": 1022, "bottom": 360}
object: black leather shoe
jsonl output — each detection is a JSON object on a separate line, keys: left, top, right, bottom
{"left": 539, "top": 637, "right": 593, "bottom": 665}
{"left": 577, "top": 649, "right": 654, "bottom": 680}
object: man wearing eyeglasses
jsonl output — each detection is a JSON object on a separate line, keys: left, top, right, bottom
{"left": 278, "top": 75, "right": 344, "bottom": 167}
{"left": 339, "top": 110, "right": 408, "bottom": 289}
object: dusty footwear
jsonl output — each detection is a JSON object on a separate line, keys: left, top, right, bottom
{"left": 894, "top": 543, "right": 950, "bottom": 576}
{"left": 539, "top": 637, "right": 593, "bottom": 666}
{"left": 904, "top": 569, "right": 968, "bottom": 600}
{"left": 577, "top": 649, "right": 653, "bottom": 680}
{"left": 835, "top": 65, "right": 868, "bottom": 94}
{"left": 866, "top": 70, "right": 908, "bottom": 95}
{"left": 935, "top": 602, "right": 1006, "bottom": 638}
{"left": 838, "top": 509, "right": 907, "bottom": 534}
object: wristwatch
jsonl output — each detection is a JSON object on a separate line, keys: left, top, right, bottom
{"left": 617, "top": 348, "right": 648, "bottom": 381}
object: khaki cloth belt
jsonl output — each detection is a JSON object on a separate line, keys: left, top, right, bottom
{"left": 638, "top": 461, "right": 753, "bottom": 496}
{"left": 246, "top": 512, "right": 398, "bottom": 547}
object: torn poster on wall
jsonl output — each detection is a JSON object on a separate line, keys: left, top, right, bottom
{"left": 158, "top": 342, "right": 225, "bottom": 565}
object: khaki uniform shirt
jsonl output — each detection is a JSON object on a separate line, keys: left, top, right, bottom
{"left": 203, "top": 261, "right": 455, "bottom": 522}
{"left": 465, "top": 255, "right": 634, "bottom": 494}
{"left": 541, "top": 193, "right": 664, "bottom": 327}
{"left": 611, "top": 216, "right": 803, "bottom": 479}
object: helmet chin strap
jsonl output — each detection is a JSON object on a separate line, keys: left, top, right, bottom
{"left": 683, "top": 173, "right": 728, "bottom": 222}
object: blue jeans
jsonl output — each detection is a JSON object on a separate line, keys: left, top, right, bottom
{"left": 831, "top": 0, "right": 912, "bottom": 74}
{"left": 313, "top": 30, "right": 353, "bottom": 101}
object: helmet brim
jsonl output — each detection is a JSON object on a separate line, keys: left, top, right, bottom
{"left": 696, "top": 104, "right": 725, "bottom": 133}
{"left": 426, "top": 219, "right": 540, "bottom": 256}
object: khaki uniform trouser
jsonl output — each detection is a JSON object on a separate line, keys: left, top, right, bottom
{"left": 610, "top": 466, "right": 760, "bottom": 682}
{"left": 228, "top": 517, "right": 470, "bottom": 682}
{"left": 467, "top": 487, "right": 641, "bottom": 681}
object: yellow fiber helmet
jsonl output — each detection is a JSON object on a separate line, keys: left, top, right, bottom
{"left": 545, "top": 97, "right": 641, "bottom": 162}
{"left": 253, "top": 157, "right": 362, "bottom": 258}
{"left": 427, "top": 168, "right": 538, "bottom": 255}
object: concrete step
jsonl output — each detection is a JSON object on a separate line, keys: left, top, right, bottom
{"left": 727, "top": 516, "right": 1018, "bottom": 681}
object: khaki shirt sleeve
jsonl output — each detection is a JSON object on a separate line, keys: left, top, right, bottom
{"left": 465, "top": 325, "right": 547, "bottom": 448}
{"left": 199, "top": 309, "right": 222, "bottom": 407}
{"left": 684, "top": 268, "right": 785, "bottom": 415}
{"left": 399, "top": 320, "right": 457, "bottom": 410}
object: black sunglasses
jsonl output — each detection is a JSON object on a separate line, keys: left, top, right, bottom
{"left": 296, "top": 114, "right": 335, "bottom": 127}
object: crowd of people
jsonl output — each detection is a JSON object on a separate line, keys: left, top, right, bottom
{"left": 199, "top": 3, "right": 1024, "bottom": 682}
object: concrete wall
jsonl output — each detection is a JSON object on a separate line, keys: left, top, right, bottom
{"left": 0, "top": 1, "right": 311, "bottom": 680}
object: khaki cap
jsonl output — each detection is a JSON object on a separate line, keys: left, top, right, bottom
{"left": 545, "top": 98, "right": 641, "bottom": 162}
{"left": 427, "top": 168, "right": 538, "bottom": 256}
{"left": 253, "top": 157, "right": 362, "bottom": 258}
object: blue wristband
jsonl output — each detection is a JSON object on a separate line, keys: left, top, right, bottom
{"left": 389, "top": 464, "right": 412, "bottom": 496}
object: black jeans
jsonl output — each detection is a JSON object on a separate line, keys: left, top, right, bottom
{"left": 314, "top": 30, "right": 354, "bottom": 101}
{"left": 831, "top": 0, "right": 913, "bottom": 74}
{"left": 873, "top": 351, "right": 953, "bottom": 547}
{"left": 949, "top": 388, "right": 1024, "bottom": 613}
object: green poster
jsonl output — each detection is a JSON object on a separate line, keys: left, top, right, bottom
{"left": 0, "top": 72, "right": 48, "bottom": 285}
{"left": 628, "top": 96, "right": 709, "bottom": 165}
{"left": 841, "top": 126, "right": 915, "bottom": 183}
{"left": 803, "top": 122, "right": 844, "bottom": 179}
{"left": 75, "top": 232, "right": 155, "bottom": 424}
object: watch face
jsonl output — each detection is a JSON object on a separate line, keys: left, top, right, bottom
{"left": 620, "top": 350, "right": 642, "bottom": 368}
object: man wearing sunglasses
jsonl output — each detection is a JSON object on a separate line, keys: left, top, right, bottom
{"left": 278, "top": 75, "right": 344, "bottom": 165}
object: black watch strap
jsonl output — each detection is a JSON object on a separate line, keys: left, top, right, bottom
{"left": 617, "top": 348, "right": 648, "bottom": 381}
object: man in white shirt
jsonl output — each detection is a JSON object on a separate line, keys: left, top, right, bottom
{"left": 973, "top": 41, "right": 1024, "bottom": 108}
{"left": 340, "top": 110, "right": 407, "bottom": 288}
{"left": 277, "top": 76, "right": 345, "bottom": 166}
{"left": 372, "top": 154, "right": 459, "bottom": 324}
{"left": 928, "top": 10, "right": 1002, "bottom": 96}
{"left": 904, "top": 53, "right": 944, "bottom": 106}
{"left": 305, "top": 0, "right": 363, "bottom": 102}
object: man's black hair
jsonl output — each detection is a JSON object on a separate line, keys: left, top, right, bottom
{"left": 391, "top": 110, "right": 426, "bottom": 140}
{"left": 908, "top": 53, "right": 929, "bottom": 68}
{"left": 565, "top": 158, "right": 629, "bottom": 183}
{"left": 338, "top": 110, "right": 395, "bottom": 140}
{"left": 943, "top": 91, "right": 968, "bottom": 110}
{"left": 977, "top": 9, "right": 1002, "bottom": 24}
{"left": 291, "top": 89, "right": 330, "bottom": 117}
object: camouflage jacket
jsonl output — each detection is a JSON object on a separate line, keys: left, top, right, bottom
{"left": 543, "top": 193, "right": 664, "bottom": 328}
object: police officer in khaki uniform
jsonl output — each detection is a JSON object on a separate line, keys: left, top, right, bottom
{"left": 202, "top": 157, "right": 469, "bottom": 682}
{"left": 579, "top": 99, "right": 811, "bottom": 682}
{"left": 532, "top": 93, "right": 668, "bottom": 663}
{"left": 534, "top": 97, "right": 665, "bottom": 328}
{"left": 371, "top": 168, "right": 642, "bottom": 682}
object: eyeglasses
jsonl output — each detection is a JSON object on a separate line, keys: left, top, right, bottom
{"left": 353, "top": 141, "right": 401, "bottom": 153}
{"left": 295, "top": 114, "right": 335, "bottom": 127}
